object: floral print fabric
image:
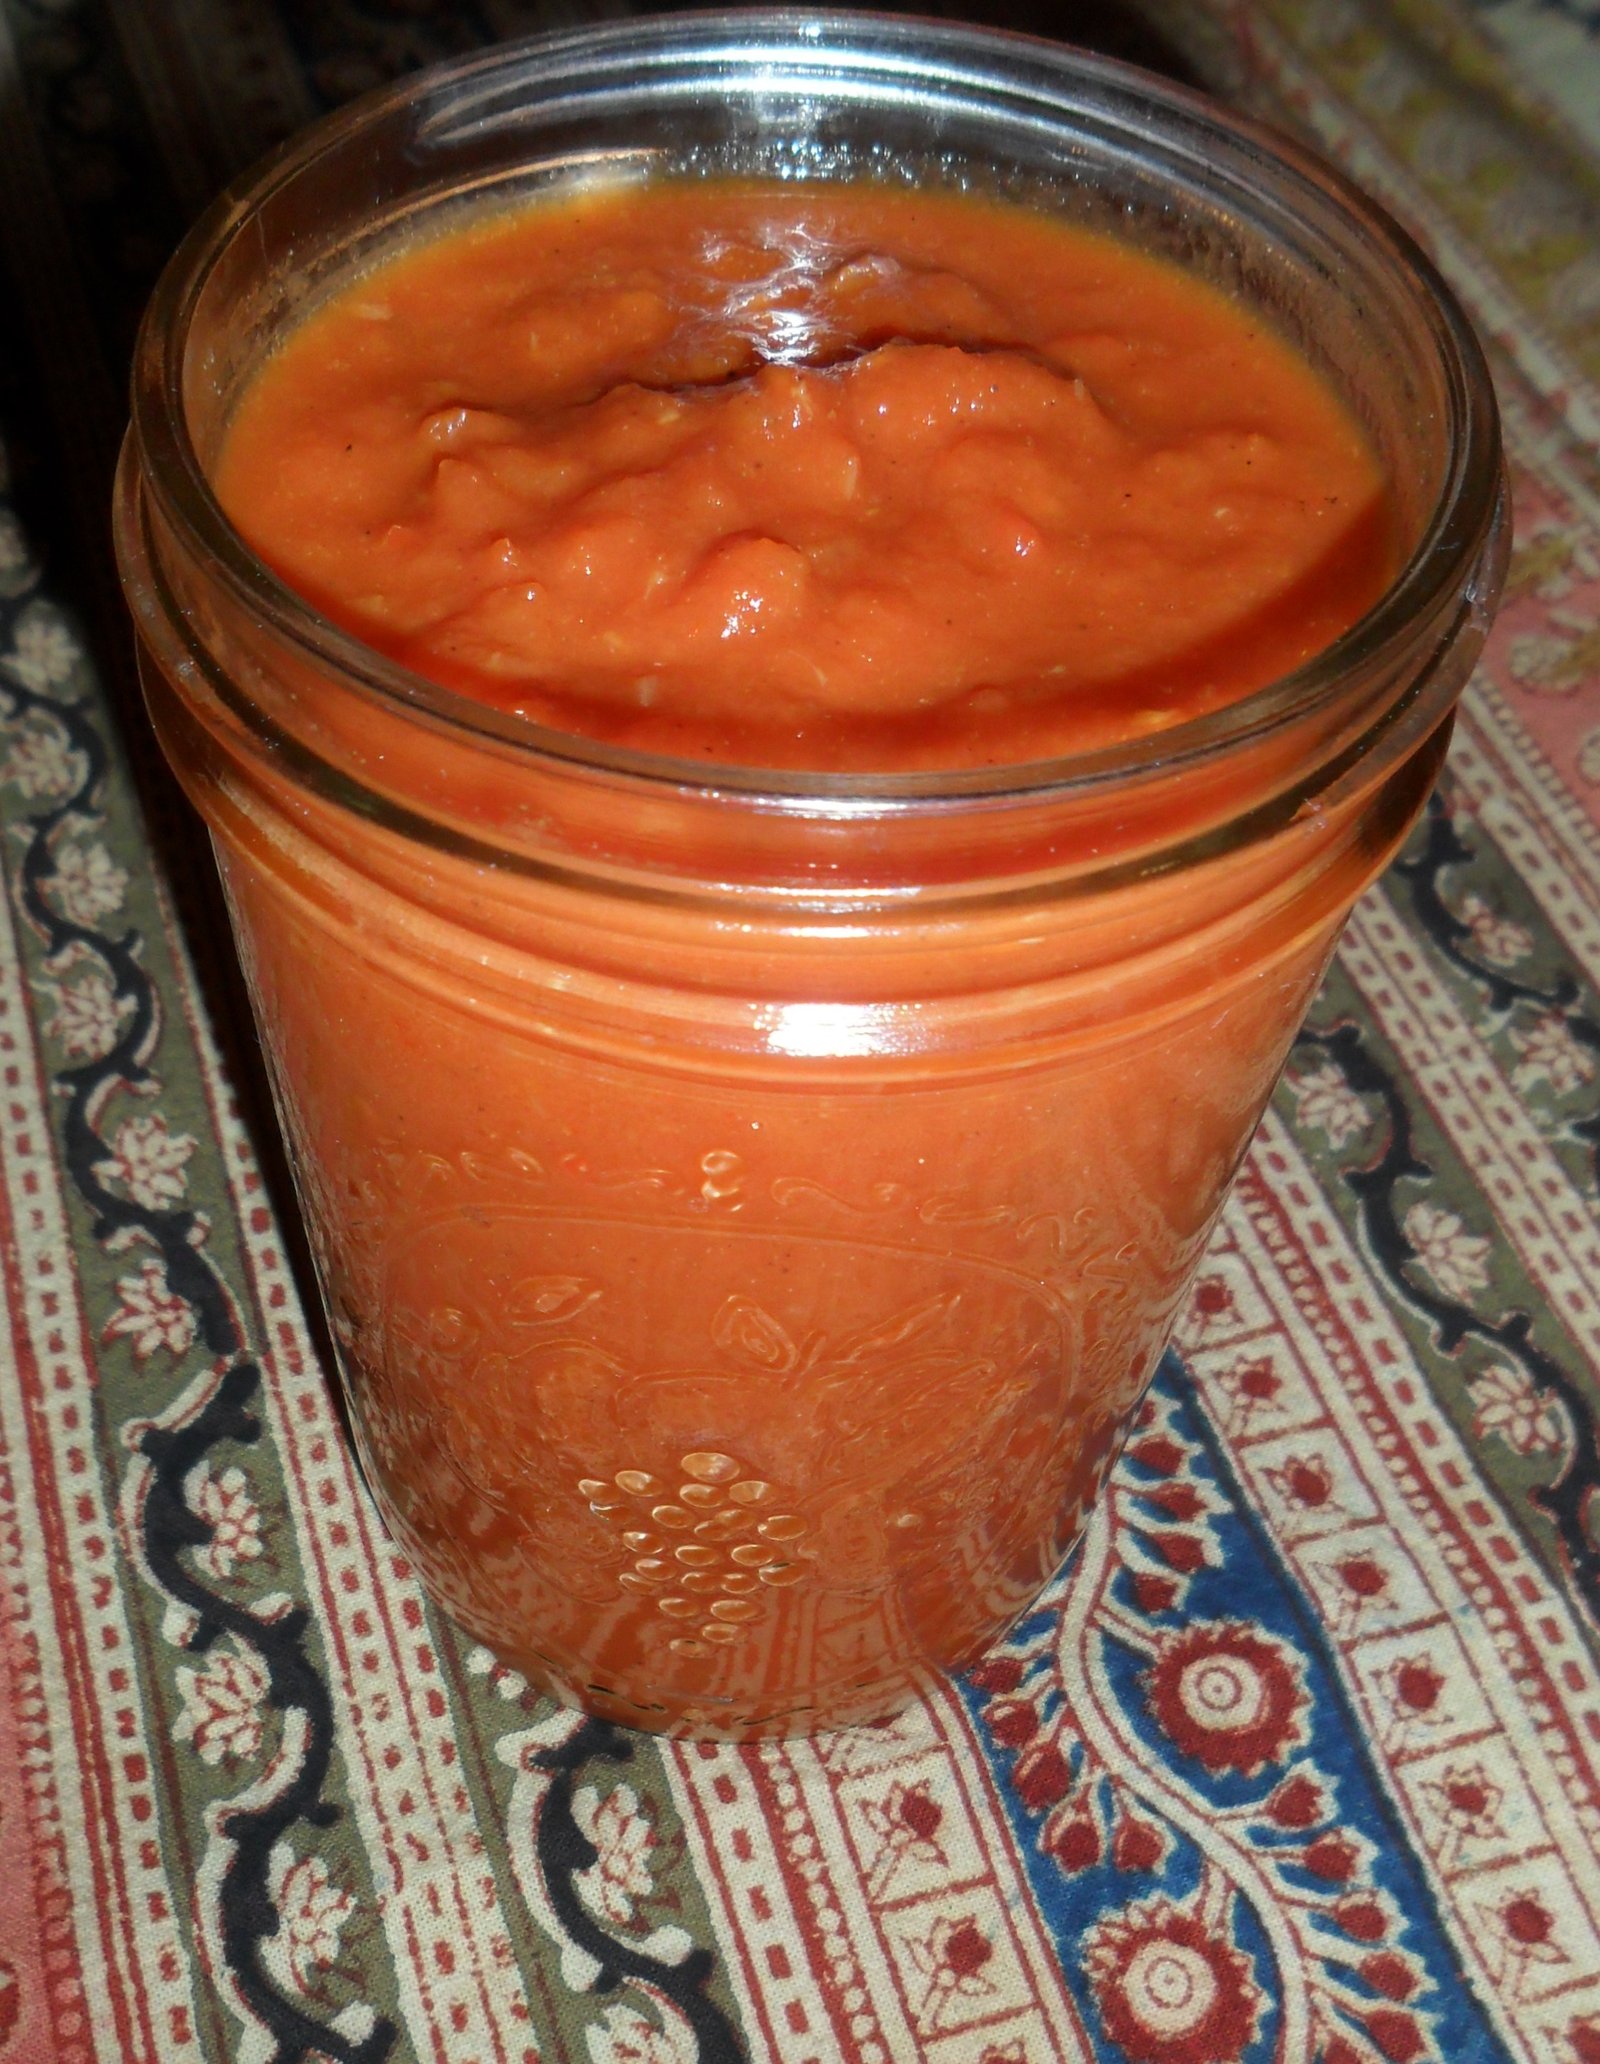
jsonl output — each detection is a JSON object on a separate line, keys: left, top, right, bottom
{"left": 1, "top": 1, "right": 1599, "bottom": 2059}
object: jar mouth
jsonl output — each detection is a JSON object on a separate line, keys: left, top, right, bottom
{"left": 126, "top": 6, "right": 1503, "bottom": 814}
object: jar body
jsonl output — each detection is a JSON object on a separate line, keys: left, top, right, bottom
{"left": 129, "top": 645, "right": 1448, "bottom": 1733}
{"left": 115, "top": 13, "right": 1507, "bottom": 1734}
{"left": 216, "top": 825, "right": 1341, "bottom": 1734}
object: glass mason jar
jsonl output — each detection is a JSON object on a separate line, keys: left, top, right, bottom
{"left": 115, "top": 13, "right": 1507, "bottom": 1737}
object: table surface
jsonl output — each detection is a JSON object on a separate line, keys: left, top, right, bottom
{"left": 3, "top": 2, "right": 1600, "bottom": 2060}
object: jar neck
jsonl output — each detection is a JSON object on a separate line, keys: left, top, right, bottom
{"left": 134, "top": 547, "right": 1452, "bottom": 1080}
{"left": 118, "top": 445, "right": 1504, "bottom": 913}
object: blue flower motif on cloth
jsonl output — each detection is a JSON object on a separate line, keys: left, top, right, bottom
{"left": 964, "top": 1357, "right": 1518, "bottom": 2064}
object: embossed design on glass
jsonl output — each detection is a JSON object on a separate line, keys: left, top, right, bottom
{"left": 587, "top": 1449, "right": 809, "bottom": 1658}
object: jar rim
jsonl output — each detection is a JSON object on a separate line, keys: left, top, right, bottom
{"left": 126, "top": 6, "right": 1504, "bottom": 813}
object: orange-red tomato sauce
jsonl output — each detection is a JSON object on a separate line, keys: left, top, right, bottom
{"left": 217, "top": 178, "right": 1393, "bottom": 769}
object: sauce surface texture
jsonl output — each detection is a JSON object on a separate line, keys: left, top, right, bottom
{"left": 217, "top": 178, "right": 1394, "bottom": 770}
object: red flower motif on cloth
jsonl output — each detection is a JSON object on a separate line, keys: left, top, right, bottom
{"left": 1043, "top": 1809, "right": 1102, "bottom": 1873}
{"left": 103, "top": 1257, "right": 196, "bottom": 1363}
{"left": 1336, "top": 1555, "right": 1389, "bottom": 1605}
{"left": 1084, "top": 1894, "right": 1264, "bottom": 2064}
{"left": 1266, "top": 1774, "right": 1325, "bottom": 1829}
{"left": 573, "top": 1782, "right": 658, "bottom": 1929}
{"left": 1264, "top": 1452, "right": 1339, "bottom": 1515}
{"left": 1336, "top": 1896, "right": 1392, "bottom": 1944}
{"left": 1235, "top": 1358, "right": 1281, "bottom": 1401}
{"left": 1014, "top": 1742, "right": 1072, "bottom": 1812}
{"left": 271, "top": 1850, "right": 353, "bottom": 1991}
{"left": 1209, "top": 1353, "right": 1285, "bottom": 1423}
{"left": 1396, "top": 1660, "right": 1444, "bottom": 1711}
{"left": 861, "top": 1781, "right": 947, "bottom": 1897}
{"left": 1144, "top": 1620, "right": 1308, "bottom": 1775}
{"left": 906, "top": 1913, "right": 999, "bottom": 2031}
{"left": 988, "top": 1698, "right": 1039, "bottom": 1749}
{"left": 1376, "top": 1655, "right": 1451, "bottom": 1749}
{"left": 1303, "top": 1833, "right": 1361, "bottom": 1883}
{"left": 94, "top": 1112, "right": 198, "bottom": 1212}
{"left": 194, "top": 1465, "right": 265, "bottom": 1582}
{"left": 1362, "top": 2005, "right": 1428, "bottom": 2062}
{"left": 1183, "top": 1276, "right": 1239, "bottom": 1339}
{"left": 969, "top": 1656, "right": 1025, "bottom": 1697}
{"left": 173, "top": 1636, "right": 270, "bottom": 1766}
{"left": 1133, "top": 1573, "right": 1180, "bottom": 1615}
{"left": 1361, "top": 1951, "right": 1420, "bottom": 2002}
{"left": 1420, "top": 1764, "right": 1504, "bottom": 1846}
{"left": 1128, "top": 1435, "right": 1183, "bottom": 1477}
{"left": 1313, "top": 1551, "right": 1393, "bottom": 1639}
{"left": 1112, "top": 1814, "right": 1169, "bottom": 1873}
{"left": 1486, "top": 1888, "right": 1569, "bottom": 1985}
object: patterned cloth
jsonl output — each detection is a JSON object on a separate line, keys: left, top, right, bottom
{"left": 1, "top": 2, "right": 1599, "bottom": 2059}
